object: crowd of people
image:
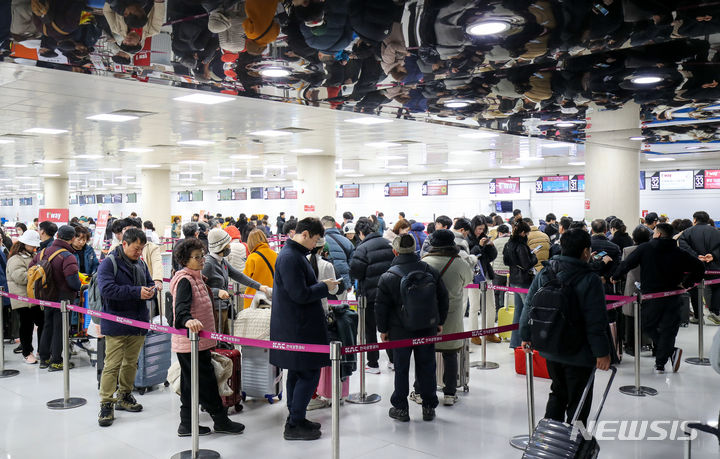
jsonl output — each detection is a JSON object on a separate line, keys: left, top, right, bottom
{"left": 2, "top": 205, "right": 719, "bottom": 442}
{"left": 2, "top": 1, "right": 719, "bottom": 142}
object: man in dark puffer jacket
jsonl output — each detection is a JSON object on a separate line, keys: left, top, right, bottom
{"left": 349, "top": 217, "right": 395, "bottom": 372}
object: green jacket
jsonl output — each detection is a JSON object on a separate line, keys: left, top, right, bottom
{"left": 519, "top": 256, "right": 611, "bottom": 367}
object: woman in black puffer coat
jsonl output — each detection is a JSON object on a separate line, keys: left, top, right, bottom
{"left": 503, "top": 220, "right": 537, "bottom": 349}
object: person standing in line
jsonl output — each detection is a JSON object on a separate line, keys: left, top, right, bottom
{"left": 242, "top": 229, "right": 277, "bottom": 309}
{"left": 269, "top": 217, "right": 340, "bottom": 441}
{"left": 321, "top": 216, "right": 354, "bottom": 300}
{"left": 38, "top": 221, "right": 57, "bottom": 250}
{"left": 504, "top": 220, "right": 538, "bottom": 349}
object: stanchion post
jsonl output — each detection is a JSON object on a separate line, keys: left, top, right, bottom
{"left": 0, "top": 288, "right": 20, "bottom": 378}
{"left": 330, "top": 341, "right": 342, "bottom": 459}
{"left": 471, "top": 282, "right": 499, "bottom": 370}
{"left": 171, "top": 331, "right": 220, "bottom": 459}
{"left": 347, "top": 295, "right": 381, "bottom": 404}
{"left": 619, "top": 293, "right": 658, "bottom": 397}
{"left": 510, "top": 346, "right": 535, "bottom": 450}
{"left": 47, "top": 301, "right": 87, "bottom": 409}
{"left": 686, "top": 279, "right": 710, "bottom": 366}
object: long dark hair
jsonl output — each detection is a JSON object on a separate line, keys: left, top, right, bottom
{"left": 511, "top": 221, "right": 531, "bottom": 240}
{"left": 309, "top": 246, "right": 322, "bottom": 277}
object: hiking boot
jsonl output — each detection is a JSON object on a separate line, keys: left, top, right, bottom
{"left": 422, "top": 406, "right": 436, "bottom": 421}
{"left": 39, "top": 359, "right": 50, "bottom": 369}
{"left": 307, "top": 397, "right": 330, "bottom": 411}
{"left": 48, "top": 361, "right": 75, "bottom": 372}
{"left": 178, "top": 424, "right": 211, "bottom": 437}
{"left": 443, "top": 394, "right": 457, "bottom": 406}
{"left": 98, "top": 402, "right": 115, "bottom": 427}
{"left": 284, "top": 422, "right": 321, "bottom": 441}
{"left": 670, "top": 347, "right": 683, "bottom": 373}
{"left": 213, "top": 416, "right": 245, "bottom": 435}
{"left": 408, "top": 391, "right": 423, "bottom": 405}
{"left": 706, "top": 312, "right": 720, "bottom": 325}
{"left": 115, "top": 393, "right": 143, "bottom": 412}
{"left": 388, "top": 407, "right": 410, "bottom": 422}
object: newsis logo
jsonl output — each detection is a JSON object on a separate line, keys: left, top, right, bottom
{"left": 570, "top": 420, "right": 699, "bottom": 442}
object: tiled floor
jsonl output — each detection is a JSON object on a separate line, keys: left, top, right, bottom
{"left": 1, "top": 320, "right": 718, "bottom": 459}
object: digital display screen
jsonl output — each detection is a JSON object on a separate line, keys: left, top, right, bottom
{"left": 384, "top": 182, "right": 408, "bottom": 197}
{"left": 126, "top": 193, "right": 137, "bottom": 203}
{"left": 112, "top": 194, "right": 122, "bottom": 204}
{"left": 659, "top": 170, "right": 693, "bottom": 190}
{"left": 250, "top": 187, "right": 263, "bottom": 199}
{"left": 233, "top": 188, "right": 247, "bottom": 200}
{"left": 218, "top": 189, "right": 233, "bottom": 201}
{"left": 177, "top": 191, "right": 190, "bottom": 202}
{"left": 570, "top": 175, "right": 585, "bottom": 192}
{"left": 490, "top": 177, "right": 520, "bottom": 194}
{"left": 191, "top": 190, "right": 203, "bottom": 202}
{"left": 495, "top": 201, "right": 513, "bottom": 212}
{"left": 705, "top": 170, "right": 720, "bottom": 189}
{"left": 536, "top": 176, "right": 569, "bottom": 193}
{"left": 339, "top": 184, "right": 359, "bottom": 198}
{"left": 422, "top": 180, "right": 448, "bottom": 196}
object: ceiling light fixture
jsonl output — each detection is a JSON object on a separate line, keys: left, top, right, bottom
{"left": 0, "top": 139, "right": 15, "bottom": 144}
{"left": 249, "top": 130, "right": 292, "bottom": 137}
{"left": 445, "top": 160, "right": 470, "bottom": 166}
{"left": 444, "top": 100, "right": 471, "bottom": 109}
{"left": 344, "top": 117, "right": 393, "bottom": 125}
{"left": 2, "top": 164, "right": 27, "bottom": 168}
{"left": 385, "top": 165, "right": 408, "bottom": 169}
{"left": 389, "top": 171, "right": 409, "bottom": 175}
{"left": 289, "top": 148, "right": 323, "bottom": 154}
{"left": 568, "top": 161, "right": 585, "bottom": 166}
{"left": 499, "top": 165, "right": 524, "bottom": 169}
{"left": 628, "top": 136, "right": 645, "bottom": 141}
{"left": 39, "top": 173, "right": 60, "bottom": 177}
{"left": 631, "top": 76, "right": 662, "bottom": 85}
{"left": 344, "top": 173, "right": 365, "bottom": 178}
{"left": 467, "top": 20, "right": 511, "bottom": 36}
{"left": 23, "top": 127, "right": 68, "bottom": 135}
{"left": 543, "top": 143, "right": 573, "bottom": 148}
{"left": 36, "top": 159, "right": 63, "bottom": 164}
{"left": 206, "top": 181, "right": 223, "bottom": 185}
{"left": 174, "top": 94, "right": 234, "bottom": 105}
{"left": 120, "top": 147, "right": 154, "bottom": 153}
{"left": 137, "top": 164, "right": 162, "bottom": 168}
{"left": 555, "top": 122, "right": 576, "bottom": 128}
{"left": 178, "top": 139, "right": 215, "bottom": 146}
{"left": 68, "top": 170, "right": 90, "bottom": 174}
{"left": 646, "top": 157, "right": 676, "bottom": 162}
{"left": 259, "top": 67, "right": 292, "bottom": 78}
{"left": 86, "top": 114, "right": 138, "bottom": 122}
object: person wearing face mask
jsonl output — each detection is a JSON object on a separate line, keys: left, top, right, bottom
{"left": 203, "top": 228, "right": 272, "bottom": 335}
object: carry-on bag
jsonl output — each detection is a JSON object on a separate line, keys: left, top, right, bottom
{"left": 214, "top": 347, "right": 243, "bottom": 413}
{"left": 498, "top": 305, "right": 515, "bottom": 341}
{"left": 514, "top": 347, "right": 550, "bottom": 379}
{"left": 522, "top": 366, "right": 617, "bottom": 459}
{"left": 436, "top": 338, "right": 470, "bottom": 393}
{"left": 241, "top": 346, "right": 283, "bottom": 403}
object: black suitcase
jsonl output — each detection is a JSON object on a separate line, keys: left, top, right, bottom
{"left": 522, "top": 366, "right": 617, "bottom": 459}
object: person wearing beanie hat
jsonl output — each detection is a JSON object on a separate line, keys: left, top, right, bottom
{"left": 202, "top": 228, "right": 271, "bottom": 335}
{"left": 375, "top": 232, "right": 449, "bottom": 421}
{"left": 421, "top": 229, "right": 473, "bottom": 406}
{"left": 224, "top": 226, "right": 250, "bottom": 273}
{"left": 209, "top": 4, "right": 247, "bottom": 54}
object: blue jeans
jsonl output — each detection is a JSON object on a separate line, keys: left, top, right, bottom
{"left": 286, "top": 369, "right": 321, "bottom": 425}
{"left": 509, "top": 288, "right": 528, "bottom": 349}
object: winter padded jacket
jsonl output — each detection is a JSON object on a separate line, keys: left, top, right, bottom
{"left": 503, "top": 236, "right": 537, "bottom": 287}
{"left": 349, "top": 232, "right": 394, "bottom": 304}
{"left": 324, "top": 227, "right": 355, "bottom": 292}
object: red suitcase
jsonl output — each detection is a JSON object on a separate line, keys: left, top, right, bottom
{"left": 514, "top": 347, "right": 550, "bottom": 379}
{"left": 214, "top": 348, "right": 243, "bottom": 413}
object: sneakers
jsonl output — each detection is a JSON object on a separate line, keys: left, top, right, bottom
{"left": 298, "top": 419, "right": 321, "bottom": 431}
{"left": 13, "top": 344, "right": 22, "bottom": 354}
{"left": 178, "top": 424, "right": 211, "bottom": 437}
{"left": 690, "top": 316, "right": 699, "bottom": 325}
{"left": 388, "top": 407, "right": 410, "bottom": 422}
{"left": 422, "top": 406, "right": 436, "bottom": 421}
{"left": 213, "top": 417, "right": 245, "bottom": 435}
{"left": 23, "top": 354, "right": 38, "bottom": 364}
{"left": 670, "top": 347, "right": 683, "bottom": 373}
{"left": 98, "top": 402, "right": 115, "bottom": 427}
{"left": 284, "top": 421, "right": 321, "bottom": 441}
{"left": 706, "top": 312, "right": 720, "bottom": 325}
{"left": 654, "top": 364, "right": 665, "bottom": 374}
{"left": 115, "top": 393, "right": 143, "bottom": 412}
{"left": 48, "top": 361, "right": 75, "bottom": 372}
{"left": 387, "top": 362, "right": 395, "bottom": 371}
{"left": 408, "top": 391, "right": 423, "bottom": 405}
{"left": 365, "top": 365, "right": 380, "bottom": 374}
{"left": 39, "top": 359, "right": 50, "bottom": 369}
{"left": 443, "top": 395, "right": 457, "bottom": 406}
{"left": 306, "top": 397, "right": 330, "bottom": 411}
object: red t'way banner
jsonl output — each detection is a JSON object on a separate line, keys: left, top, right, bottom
{"left": 39, "top": 208, "right": 69, "bottom": 223}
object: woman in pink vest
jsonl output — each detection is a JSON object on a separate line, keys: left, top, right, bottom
{"left": 170, "top": 238, "right": 244, "bottom": 437}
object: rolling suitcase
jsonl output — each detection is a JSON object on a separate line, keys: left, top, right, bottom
{"left": 522, "top": 366, "right": 617, "bottom": 459}
{"left": 241, "top": 346, "right": 283, "bottom": 403}
{"left": 214, "top": 347, "right": 244, "bottom": 413}
{"left": 436, "top": 338, "right": 470, "bottom": 393}
{"left": 134, "top": 331, "right": 172, "bottom": 394}
{"left": 498, "top": 305, "right": 515, "bottom": 341}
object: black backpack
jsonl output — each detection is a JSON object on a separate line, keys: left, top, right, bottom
{"left": 388, "top": 264, "right": 439, "bottom": 331}
{"left": 528, "top": 266, "right": 586, "bottom": 355}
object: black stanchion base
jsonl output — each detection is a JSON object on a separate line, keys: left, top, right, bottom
{"left": 685, "top": 357, "right": 711, "bottom": 366}
{"left": 509, "top": 434, "right": 529, "bottom": 450}
{"left": 470, "top": 361, "right": 499, "bottom": 370}
{"left": 0, "top": 369, "right": 20, "bottom": 378}
{"left": 171, "top": 449, "right": 221, "bottom": 459}
{"left": 47, "top": 397, "right": 87, "bottom": 410}
{"left": 346, "top": 393, "right": 382, "bottom": 404}
{"left": 619, "top": 385, "right": 658, "bottom": 397}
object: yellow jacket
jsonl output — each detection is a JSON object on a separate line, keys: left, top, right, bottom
{"left": 242, "top": 242, "right": 277, "bottom": 308}
{"left": 243, "top": 0, "right": 280, "bottom": 46}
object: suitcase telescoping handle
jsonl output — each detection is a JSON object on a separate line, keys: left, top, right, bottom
{"left": 570, "top": 366, "right": 617, "bottom": 431}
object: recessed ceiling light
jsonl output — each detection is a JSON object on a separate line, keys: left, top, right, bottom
{"left": 444, "top": 100, "right": 471, "bottom": 108}
{"left": 2, "top": 164, "right": 26, "bottom": 168}
{"left": 75, "top": 154, "right": 103, "bottom": 159}
{"left": 99, "top": 167, "right": 121, "bottom": 171}
{"left": 646, "top": 157, "right": 676, "bottom": 162}
{"left": 377, "top": 155, "right": 405, "bottom": 160}
{"left": 36, "top": 159, "right": 63, "bottom": 164}
{"left": 234, "top": 179, "right": 253, "bottom": 183}
{"left": 179, "top": 160, "right": 206, "bottom": 165}
{"left": 555, "top": 122, "right": 576, "bottom": 128}
{"left": 499, "top": 165, "right": 524, "bottom": 169}
{"left": 268, "top": 178, "right": 286, "bottom": 182}
{"left": 86, "top": 113, "right": 138, "bottom": 122}
{"left": 441, "top": 168, "right": 463, "bottom": 173}
{"left": 116, "top": 175, "right": 134, "bottom": 179}
{"left": 178, "top": 139, "right": 215, "bottom": 146}
{"left": 15, "top": 176, "right": 33, "bottom": 179}
{"left": 120, "top": 147, "right": 154, "bottom": 153}
{"left": 467, "top": 21, "right": 511, "bottom": 36}
{"left": 211, "top": 176, "right": 227, "bottom": 180}
{"left": 459, "top": 132, "right": 498, "bottom": 139}
{"left": 39, "top": 173, "right": 60, "bottom": 177}
{"left": 344, "top": 173, "right": 365, "bottom": 178}
{"left": 631, "top": 76, "right": 662, "bottom": 85}
{"left": 389, "top": 171, "right": 408, "bottom": 175}
{"left": 568, "top": 161, "right": 585, "bottom": 166}
{"left": 264, "top": 165, "right": 286, "bottom": 170}
{"left": 249, "top": 130, "right": 292, "bottom": 137}
{"left": 0, "top": 139, "right": 15, "bottom": 144}
{"left": 336, "top": 169, "right": 356, "bottom": 174}
{"left": 259, "top": 67, "right": 292, "bottom": 78}
{"left": 366, "top": 142, "right": 401, "bottom": 148}
{"left": 344, "top": 117, "right": 393, "bottom": 125}
{"left": 174, "top": 94, "right": 234, "bottom": 105}
{"left": 137, "top": 164, "right": 162, "bottom": 168}
{"left": 230, "top": 154, "right": 260, "bottom": 159}
{"left": 23, "top": 127, "right": 68, "bottom": 135}
{"left": 289, "top": 148, "right": 323, "bottom": 154}
{"left": 628, "top": 136, "right": 645, "bottom": 141}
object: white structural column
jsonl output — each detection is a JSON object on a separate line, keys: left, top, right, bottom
{"left": 140, "top": 168, "right": 171, "bottom": 234}
{"left": 44, "top": 177, "right": 69, "bottom": 208}
{"left": 295, "top": 155, "right": 336, "bottom": 219}
{"left": 584, "top": 103, "right": 641, "bottom": 227}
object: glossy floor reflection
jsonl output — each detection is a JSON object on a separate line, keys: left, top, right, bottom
{"left": 0, "top": 319, "right": 718, "bottom": 459}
